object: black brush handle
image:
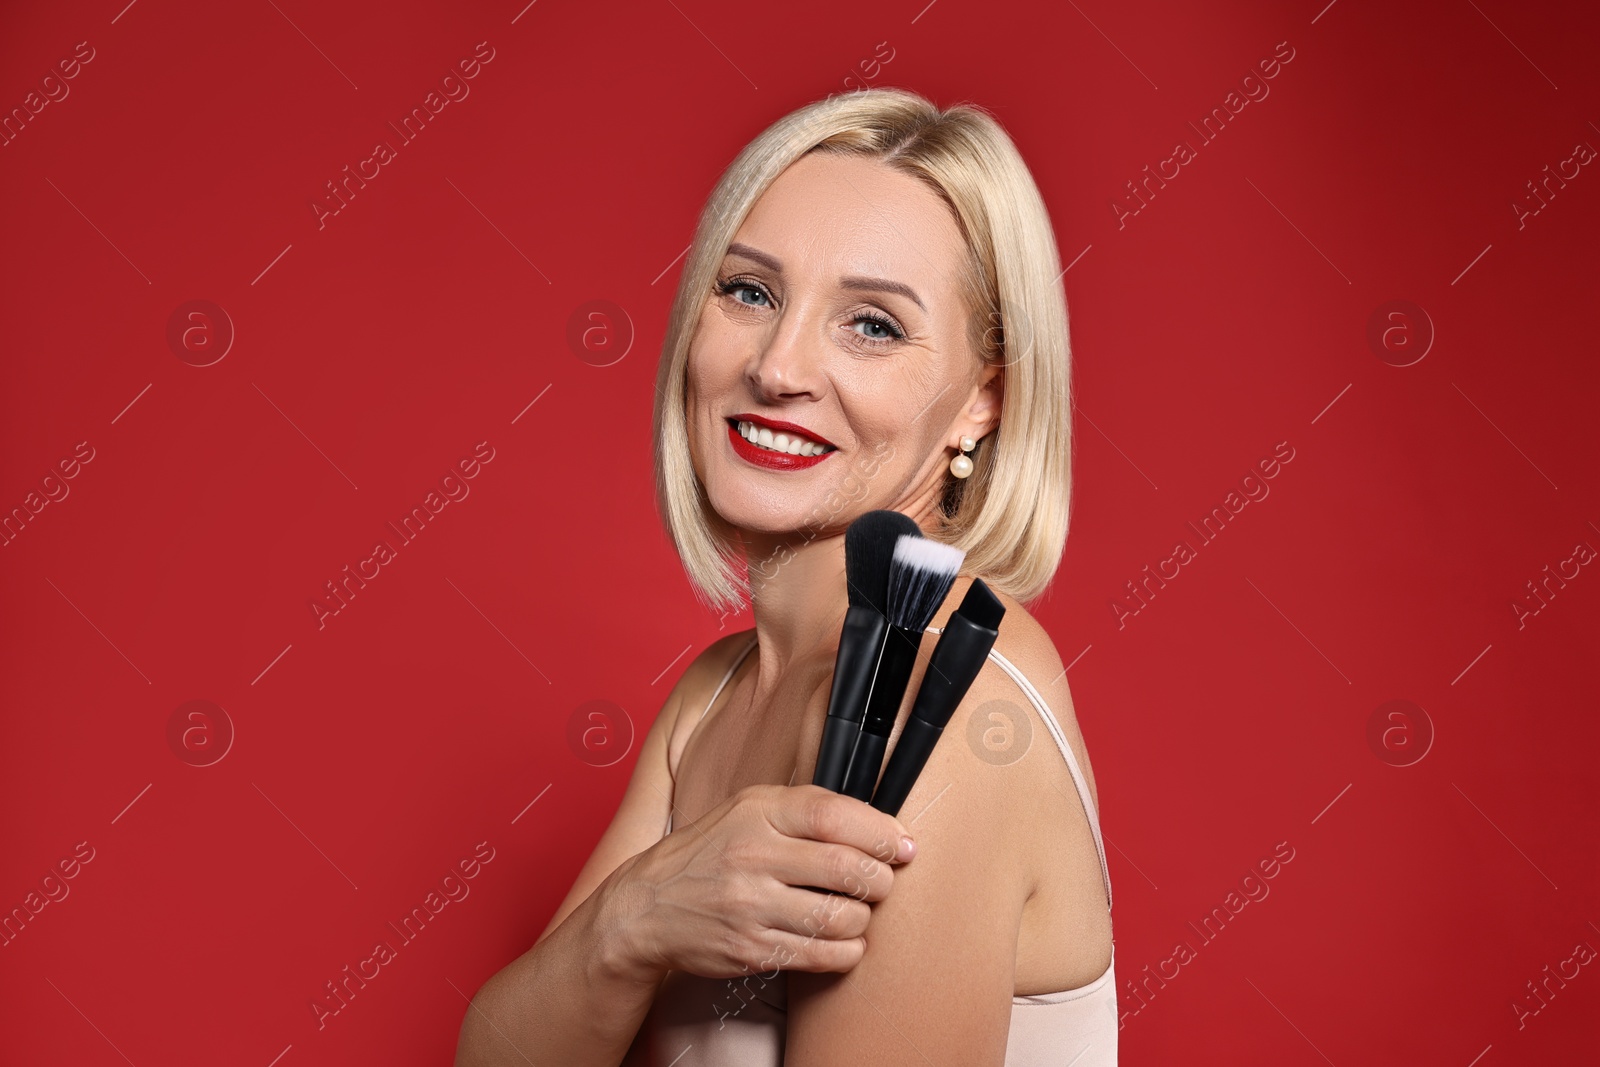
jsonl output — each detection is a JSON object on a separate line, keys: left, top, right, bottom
{"left": 840, "top": 625, "right": 922, "bottom": 801}
{"left": 812, "top": 607, "right": 889, "bottom": 792}
{"left": 867, "top": 717, "right": 945, "bottom": 818}
{"left": 869, "top": 613, "right": 999, "bottom": 816}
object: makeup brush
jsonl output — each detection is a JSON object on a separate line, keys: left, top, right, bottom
{"left": 839, "top": 536, "right": 966, "bottom": 803}
{"left": 870, "top": 579, "right": 1007, "bottom": 816}
{"left": 811, "top": 510, "right": 922, "bottom": 793}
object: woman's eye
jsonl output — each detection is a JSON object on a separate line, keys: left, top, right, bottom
{"left": 851, "top": 315, "right": 905, "bottom": 344}
{"left": 718, "top": 279, "right": 770, "bottom": 307}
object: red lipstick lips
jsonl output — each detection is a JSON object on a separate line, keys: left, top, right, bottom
{"left": 727, "top": 414, "right": 836, "bottom": 471}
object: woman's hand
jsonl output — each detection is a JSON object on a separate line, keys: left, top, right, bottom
{"left": 599, "top": 783, "right": 917, "bottom": 984}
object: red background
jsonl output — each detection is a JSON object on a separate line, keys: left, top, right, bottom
{"left": 3, "top": 1, "right": 1597, "bottom": 1063}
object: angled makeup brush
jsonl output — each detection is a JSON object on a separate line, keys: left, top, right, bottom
{"left": 839, "top": 536, "right": 966, "bottom": 802}
{"left": 812, "top": 510, "right": 921, "bottom": 793}
{"left": 870, "top": 579, "right": 1006, "bottom": 816}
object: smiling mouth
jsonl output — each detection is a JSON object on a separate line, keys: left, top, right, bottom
{"left": 727, "top": 418, "right": 837, "bottom": 457}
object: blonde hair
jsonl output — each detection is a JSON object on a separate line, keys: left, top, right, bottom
{"left": 652, "top": 87, "right": 1073, "bottom": 614}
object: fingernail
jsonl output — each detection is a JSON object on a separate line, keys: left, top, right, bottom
{"left": 898, "top": 835, "right": 917, "bottom": 860}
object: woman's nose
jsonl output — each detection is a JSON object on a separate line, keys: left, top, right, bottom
{"left": 745, "top": 309, "right": 826, "bottom": 399}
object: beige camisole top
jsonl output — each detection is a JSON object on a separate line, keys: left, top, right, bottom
{"left": 629, "top": 633, "right": 1119, "bottom": 1065}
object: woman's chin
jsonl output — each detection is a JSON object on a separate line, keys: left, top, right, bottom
{"left": 704, "top": 484, "right": 825, "bottom": 538}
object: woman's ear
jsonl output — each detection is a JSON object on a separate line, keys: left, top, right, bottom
{"left": 960, "top": 362, "right": 1003, "bottom": 441}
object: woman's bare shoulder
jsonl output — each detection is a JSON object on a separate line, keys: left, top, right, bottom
{"left": 941, "top": 581, "right": 1100, "bottom": 811}
{"left": 662, "top": 627, "right": 758, "bottom": 772}
{"left": 938, "top": 580, "right": 1070, "bottom": 708}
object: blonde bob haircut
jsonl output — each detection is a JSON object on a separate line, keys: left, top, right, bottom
{"left": 652, "top": 86, "right": 1073, "bottom": 614}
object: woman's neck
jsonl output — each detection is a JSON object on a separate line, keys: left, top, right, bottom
{"left": 735, "top": 489, "right": 947, "bottom": 686}
{"left": 740, "top": 531, "right": 851, "bottom": 683}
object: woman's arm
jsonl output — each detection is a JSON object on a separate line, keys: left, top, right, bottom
{"left": 453, "top": 633, "right": 747, "bottom": 1066}
{"left": 783, "top": 622, "right": 1071, "bottom": 1065}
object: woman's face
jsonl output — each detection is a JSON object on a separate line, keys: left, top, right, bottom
{"left": 685, "top": 151, "right": 1001, "bottom": 539}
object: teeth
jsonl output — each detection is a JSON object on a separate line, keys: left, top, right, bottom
{"left": 737, "top": 420, "right": 830, "bottom": 457}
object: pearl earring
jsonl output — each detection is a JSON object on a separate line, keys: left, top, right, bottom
{"left": 949, "top": 436, "right": 976, "bottom": 479}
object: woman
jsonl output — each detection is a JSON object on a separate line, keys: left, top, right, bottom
{"left": 457, "top": 87, "right": 1116, "bottom": 1066}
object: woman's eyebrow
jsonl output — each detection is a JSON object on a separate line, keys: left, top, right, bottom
{"left": 725, "top": 242, "right": 926, "bottom": 312}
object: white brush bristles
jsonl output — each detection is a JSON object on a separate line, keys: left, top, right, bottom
{"left": 887, "top": 536, "right": 966, "bottom": 631}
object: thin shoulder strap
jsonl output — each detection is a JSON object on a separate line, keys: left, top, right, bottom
{"left": 667, "top": 635, "right": 760, "bottom": 833}
{"left": 698, "top": 634, "right": 759, "bottom": 721}
{"left": 928, "top": 629, "right": 1112, "bottom": 910}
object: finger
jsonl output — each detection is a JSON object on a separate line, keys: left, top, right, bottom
{"left": 762, "top": 882, "right": 873, "bottom": 942}
{"left": 767, "top": 785, "right": 915, "bottom": 865}
{"left": 738, "top": 925, "right": 869, "bottom": 975}
{"left": 763, "top": 837, "right": 895, "bottom": 902}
